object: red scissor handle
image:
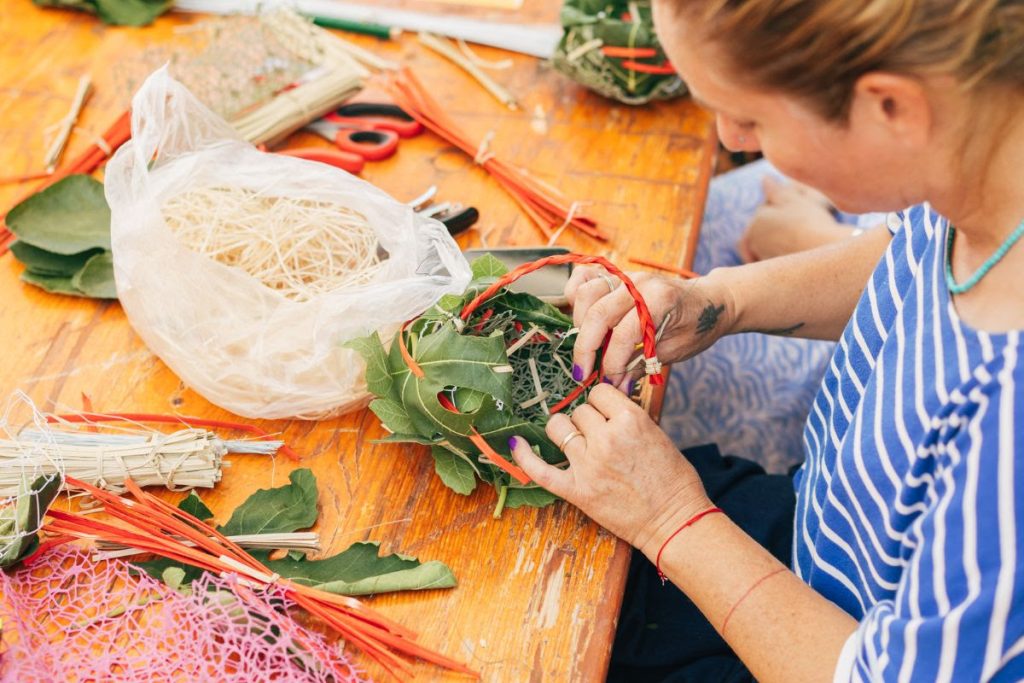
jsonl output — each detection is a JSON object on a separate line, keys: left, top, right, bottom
{"left": 276, "top": 147, "right": 365, "bottom": 174}
{"left": 334, "top": 129, "right": 400, "bottom": 161}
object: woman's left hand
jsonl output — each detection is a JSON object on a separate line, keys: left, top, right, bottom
{"left": 510, "top": 383, "right": 712, "bottom": 553}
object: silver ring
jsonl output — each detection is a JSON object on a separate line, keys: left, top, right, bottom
{"left": 598, "top": 273, "right": 617, "bottom": 293}
{"left": 558, "top": 430, "right": 584, "bottom": 451}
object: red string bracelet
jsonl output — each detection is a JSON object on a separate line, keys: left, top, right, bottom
{"left": 720, "top": 566, "right": 788, "bottom": 635}
{"left": 655, "top": 506, "right": 724, "bottom": 584}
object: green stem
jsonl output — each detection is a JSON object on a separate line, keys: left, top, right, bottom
{"left": 493, "top": 485, "right": 509, "bottom": 519}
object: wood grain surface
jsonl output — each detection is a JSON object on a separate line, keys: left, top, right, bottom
{"left": 0, "top": 1, "right": 716, "bottom": 680}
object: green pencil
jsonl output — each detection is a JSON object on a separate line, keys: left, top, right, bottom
{"left": 310, "top": 15, "right": 399, "bottom": 40}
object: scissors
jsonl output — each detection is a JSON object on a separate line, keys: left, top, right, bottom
{"left": 311, "top": 102, "right": 423, "bottom": 160}
{"left": 278, "top": 103, "right": 423, "bottom": 174}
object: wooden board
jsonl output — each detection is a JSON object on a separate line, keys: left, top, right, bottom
{"left": 0, "top": 2, "right": 715, "bottom": 680}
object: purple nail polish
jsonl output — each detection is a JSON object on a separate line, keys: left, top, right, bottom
{"left": 626, "top": 379, "right": 636, "bottom": 395}
{"left": 508, "top": 436, "right": 518, "bottom": 450}
{"left": 572, "top": 364, "right": 584, "bottom": 381}
{"left": 602, "top": 376, "right": 613, "bottom": 384}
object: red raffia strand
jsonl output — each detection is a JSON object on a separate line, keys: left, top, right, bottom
{"left": 384, "top": 68, "right": 609, "bottom": 242}
{"left": 0, "top": 109, "right": 132, "bottom": 255}
{"left": 620, "top": 61, "right": 676, "bottom": 75}
{"left": 629, "top": 256, "right": 700, "bottom": 279}
{"left": 48, "top": 412, "right": 300, "bottom": 461}
{"left": 35, "top": 477, "right": 478, "bottom": 681}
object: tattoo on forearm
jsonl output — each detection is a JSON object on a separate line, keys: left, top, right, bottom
{"left": 696, "top": 303, "right": 726, "bottom": 335}
{"left": 741, "top": 323, "right": 806, "bottom": 336}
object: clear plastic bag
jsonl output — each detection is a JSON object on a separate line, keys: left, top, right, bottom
{"left": 105, "top": 68, "right": 471, "bottom": 419}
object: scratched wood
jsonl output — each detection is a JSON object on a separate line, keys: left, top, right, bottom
{"left": 0, "top": 2, "right": 715, "bottom": 680}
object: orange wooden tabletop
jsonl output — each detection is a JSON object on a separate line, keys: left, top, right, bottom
{"left": 0, "top": 1, "right": 716, "bottom": 680}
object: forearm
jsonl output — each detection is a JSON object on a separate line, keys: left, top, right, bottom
{"left": 711, "top": 224, "right": 891, "bottom": 341}
{"left": 640, "top": 513, "right": 857, "bottom": 682}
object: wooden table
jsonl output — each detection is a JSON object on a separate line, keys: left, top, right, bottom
{"left": 0, "top": 2, "right": 716, "bottom": 680}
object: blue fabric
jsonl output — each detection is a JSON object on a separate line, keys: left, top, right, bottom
{"left": 797, "top": 204, "right": 1024, "bottom": 681}
{"left": 661, "top": 161, "right": 878, "bottom": 472}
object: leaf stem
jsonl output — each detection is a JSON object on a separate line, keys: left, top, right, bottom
{"left": 493, "top": 485, "right": 508, "bottom": 519}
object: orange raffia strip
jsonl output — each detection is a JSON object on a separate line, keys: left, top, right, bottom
{"left": 385, "top": 68, "right": 609, "bottom": 242}
{"left": 398, "top": 319, "right": 426, "bottom": 379}
{"left": 36, "top": 477, "right": 478, "bottom": 681}
{"left": 601, "top": 46, "right": 658, "bottom": 58}
{"left": 1, "top": 109, "right": 132, "bottom": 255}
{"left": 48, "top": 412, "right": 300, "bottom": 461}
{"left": 436, "top": 391, "right": 530, "bottom": 484}
{"left": 469, "top": 428, "right": 530, "bottom": 484}
{"left": 628, "top": 257, "right": 700, "bottom": 279}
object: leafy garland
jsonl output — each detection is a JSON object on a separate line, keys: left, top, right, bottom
{"left": 352, "top": 255, "right": 597, "bottom": 516}
{"left": 553, "top": 0, "right": 687, "bottom": 105}
{"left": 32, "top": 0, "right": 172, "bottom": 26}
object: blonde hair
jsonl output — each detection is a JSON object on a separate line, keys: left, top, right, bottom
{"left": 669, "top": 0, "right": 1024, "bottom": 120}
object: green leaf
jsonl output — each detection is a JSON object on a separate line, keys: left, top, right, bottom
{"left": 399, "top": 375, "right": 480, "bottom": 441}
{"left": 31, "top": 0, "right": 96, "bottom": 13}
{"left": 6, "top": 175, "right": 110, "bottom": 255}
{"left": 71, "top": 251, "right": 117, "bottom": 299}
{"left": 344, "top": 332, "right": 393, "bottom": 399}
{"left": 413, "top": 325, "right": 513, "bottom": 404}
{"left": 0, "top": 473, "right": 63, "bottom": 568}
{"left": 135, "top": 557, "right": 205, "bottom": 585}
{"left": 19, "top": 270, "right": 85, "bottom": 297}
{"left": 504, "top": 486, "right": 559, "bottom": 510}
{"left": 218, "top": 469, "right": 318, "bottom": 536}
{"left": 372, "top": 432, "right": 439, "bottom": 446}
{"left": 470, "top": 253, "right": 509, "bottom": 280}
{"left": 368, "top": 398, "right": 417, "bottom": 435}
{"left": 8, "top": 241, "right": 101, "bottom": 277}
{"left": 161, "top": 566, "right": 192, "bottom": 595}
{"left": 178, "top": 492, "right": 213, "bottom": 521}
{"left": 261, "top": 541, "right": 456, "bottom": 596}
{"left": 430, "top": 446, "right": 477, "bottom": 495}
{"left": 491, "top": 291, "right": 573, "bottom": 330}
{"left": 94, "top": 0, "right": 173, "bottom": 25}
{"left": 32, "top": 0, "right": 172, "bottom": 25}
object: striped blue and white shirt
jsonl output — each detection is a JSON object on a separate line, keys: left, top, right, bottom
{"left": 795, "top": 204, "right": 1024, "bottom": 682}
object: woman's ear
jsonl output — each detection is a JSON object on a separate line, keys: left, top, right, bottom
{"left": 848, "top": 72, "right": 932, "bottom": 148}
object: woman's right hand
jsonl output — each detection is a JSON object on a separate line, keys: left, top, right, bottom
{"left": 567, "top": 266, "right": 737, "bottom": 391}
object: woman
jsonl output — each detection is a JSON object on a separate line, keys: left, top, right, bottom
{"left": 508, "top": 0, "right": 1024, "bottom": 680}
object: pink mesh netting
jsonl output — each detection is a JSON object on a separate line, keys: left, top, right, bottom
{"left": 0, "top": 547, "right": 367, "bottom": 682}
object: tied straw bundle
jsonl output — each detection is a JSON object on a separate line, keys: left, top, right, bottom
{"left": 0, "top": 427, "right": 281, "bottom": 497}
{"left": 385, "top": 68, "right": 609, "bottom": 242}
{"left": 37, "top": 477, "right": 477, "bottom": 681}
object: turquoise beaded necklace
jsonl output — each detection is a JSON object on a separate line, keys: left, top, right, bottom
{"left": 945, "top": 218, "right": 1024, "bottom": 294}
